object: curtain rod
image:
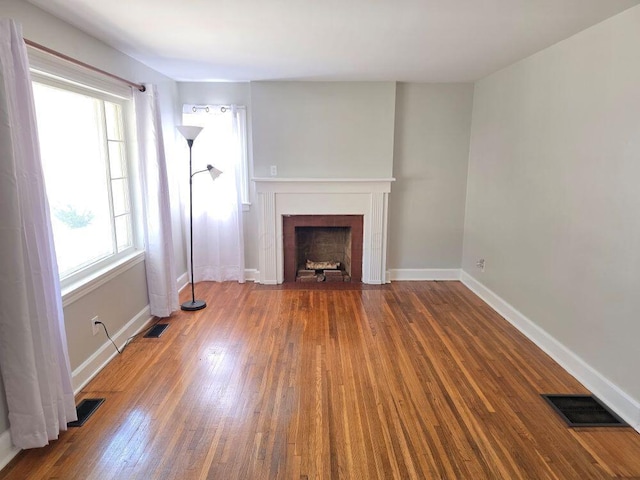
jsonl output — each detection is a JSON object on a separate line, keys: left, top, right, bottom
{"left": 24, "top": 39, "right": 146, "bottom": 92}
{"left": 189, "top": 105, "right": 247, "bottom": 112}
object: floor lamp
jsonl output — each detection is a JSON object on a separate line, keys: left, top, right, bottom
{"left": 177, "top": 125, "right": 223, "bottom": 311}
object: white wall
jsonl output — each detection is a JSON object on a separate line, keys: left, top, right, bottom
{"left": 0, "top": 0, "right": 180, "bottom": 437}
{"left": 251, "top": 81, "right": 396, "bottom": 178}
{"left": 62, "top": 263, "right": 150, "bottom": 368}
{"left": 463, "top": 5, "right": 640, "bottom": 416}
{"left": 388, "top": 83, "right": 473, "bottom": 272}
{"left": 179, "top": 82, "right": 251, "bottom": 107}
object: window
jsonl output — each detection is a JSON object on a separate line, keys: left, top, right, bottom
{"left": 182, "top": 105, "right": 250, "bottom": 208}
{"left": 31, "top": 75, "right": 136, "bottom": 285}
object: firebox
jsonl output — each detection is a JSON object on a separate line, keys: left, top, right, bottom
{"left": 283, "top": 215, "right": 363, "bottom": 283}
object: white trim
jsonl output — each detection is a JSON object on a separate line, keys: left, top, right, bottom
{"left": 178, "top": 270, "right": 258, "bottom": 286}
{"left": 61, "top": 251, "right": 145, "bottom": 307}
{"left": 244, "top": 269, "right": 259, "bottom": 282}
{"left": 460, "top": 270, "right": 640, "bottom": 432}
{"left": 0, "top": 429, "right": 20, "bottom": 472}
{"left": 177, "top": 272, "right": 189, "bottom": 293}
{"left": 71, "top": 306, "right": 154, "bottom": 393}
{"left": 253, "top": 177, "right": 396, "bottom": 184}
{"left": 27, "top": 47, "right": 132, "bottom": 99}
{"left": 256, "top": 189, "right": 278, "bottom": 285}
{"left": 254, "top": 178, "right": 395, "bottom": 285}
{"left": 365, "top": 189, "right": 387, "bottom": 284}
{"left": 389, "top": 268, "right": 461, "bottom": 281}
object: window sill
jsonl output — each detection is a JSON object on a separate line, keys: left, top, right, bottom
{"left": 61, "top": 250, "right": 145, "bottom": 307}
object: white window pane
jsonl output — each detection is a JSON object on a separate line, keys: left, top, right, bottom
{"left": 115, "top": 215, "right": 132, "bottom": 251}
{"left": 108, "top": 141, "right": 125, "bottom": 178}
{"left": 33, "top": 82, "right": 116, "bottom": 277}
{"left": 105, "top": 102, "right": 123, "bottom": 140}
{"left": 111, "top": 179, "right": 130, "bottom": 216}
{"left": 51, "top": 209, "right": 114, "bottom": 277}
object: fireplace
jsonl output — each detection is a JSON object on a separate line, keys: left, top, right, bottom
{"left": 283, "top": 215, "right": 363, "bottom": 282}
{"left": 254, "top": 178, "right": 394, "bottom": 285}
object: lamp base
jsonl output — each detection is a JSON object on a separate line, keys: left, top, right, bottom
{"left": 181, "top": 299, "right": 206, "bottom": 311}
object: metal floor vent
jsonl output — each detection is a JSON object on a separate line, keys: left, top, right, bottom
{"left": 144, "top": 323, "right": 169, "bottom": 338}
{"left": 68, "top": 398, "right": 105, "bottom": 427}
{"left": 542, "top": 394, "right": 628, "bottom": 427}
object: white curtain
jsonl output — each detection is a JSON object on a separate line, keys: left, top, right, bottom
{"left": 134, "top": 85, "right": 179, "bottom": 317}
{"left": 183, "top": 106, "right": 245, "bottom": 282}
{"left": 0, "top": 19, "right": 77, "bottom": 449}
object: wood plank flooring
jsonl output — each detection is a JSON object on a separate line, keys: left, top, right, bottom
{"left": 2, "top": 281, "right": 640, "bottom": 479}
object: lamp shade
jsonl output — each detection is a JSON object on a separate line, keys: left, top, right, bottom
{"left": 207, "top": 164, "right": 223, "bottom": 181}
{"left": 177, "top": 125, "right": 203, "bottom": 141}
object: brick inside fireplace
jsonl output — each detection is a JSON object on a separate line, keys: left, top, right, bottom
{"left": 283, "top": 215, "right": 363, "bottom": 283}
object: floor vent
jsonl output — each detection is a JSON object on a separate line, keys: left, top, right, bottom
{"left": 68, "top": 398, "right": 105, "bottom": 427}
{"left": 542, "top": 394, "right": 628, "bottom": 427}
{"left": 144, "top": 323, "right": 169, "bottom": 338}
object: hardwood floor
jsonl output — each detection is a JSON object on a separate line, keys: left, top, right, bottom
{"left": 2, "top": 281, "right": 640, "bottom": 479}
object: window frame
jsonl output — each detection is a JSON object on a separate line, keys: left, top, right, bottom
{"left": 28, "top": 48, "right": 143, "bottom": 292}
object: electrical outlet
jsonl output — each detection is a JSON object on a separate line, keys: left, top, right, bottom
{"left": 270, "top": 165, "right": 277, "bottom": 176}
{"left": 476, "top": 258, "right": 485, "bottom": 272}
{"left": 91, "top": 316, "right": 100, "bottom": 336}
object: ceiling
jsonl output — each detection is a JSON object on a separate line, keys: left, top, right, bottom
{"left": 28, "top": 0, "right": 639, "bottom": 83}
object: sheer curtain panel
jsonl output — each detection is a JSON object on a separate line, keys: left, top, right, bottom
{"left": 0, "top": 19, "right": 77, "bottom": 449}
{"left": 183, "top": 105, "right": 245, "bottom": 283}
{"left": 134, "top": 85, "right": 179, "bottom": 317}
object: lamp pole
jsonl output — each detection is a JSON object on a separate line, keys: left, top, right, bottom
{"left": 177, "top": 126, "right": 206, "bottom": 311}
{"left": 184, "top": 138, "right": 205, "bottom": 311}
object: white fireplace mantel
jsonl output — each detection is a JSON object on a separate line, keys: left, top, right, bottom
{"left": 253, "top": 177, "right": 395, "bottom": 285}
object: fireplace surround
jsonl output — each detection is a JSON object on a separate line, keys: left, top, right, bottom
{"left": 283, "top": 214, "right": 363, "bottom": 283}
{"left": 254, "top": 178, "right": 394, "bottom": 284}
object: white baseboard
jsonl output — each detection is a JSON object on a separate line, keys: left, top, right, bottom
{"left": 244, "top": 269, "right": 259, "bottom": 282}
{"left": 389, "top": 268, "right": 461, "bottom": 281}
{"left": 0, "top": 429, "right": 20, "bottom": 471}
{"left": 177, "top": 272, "right": 189, "bottom": 293}
{"left": 178, "top": 270, "right": 258, "bottom": 285}
{"left": 460, "top": 270, "right": 640, "bottom": 432}
{"left": 251, "top": 268, "right": 458, "bottom": 284}
{"left": 71, "top": 306, "right": 154, "bottom": 393}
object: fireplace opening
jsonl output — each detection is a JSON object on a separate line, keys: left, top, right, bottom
{"left": 283, "top": 215, "right": 363, "bottom": 283}
{"left": 296, "top": 226, "right": 352, "bottom": 282}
